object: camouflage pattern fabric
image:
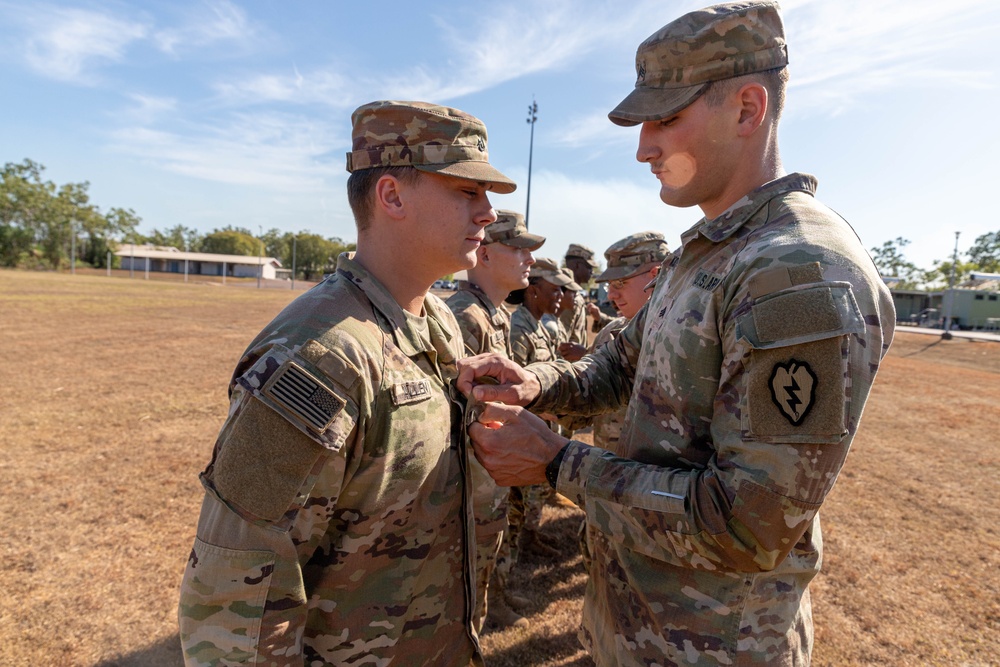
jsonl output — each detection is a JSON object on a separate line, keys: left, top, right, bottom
{"left": 507, "top": 304, "right": 560, "bottom": 561}
{"left": 346, "top": 100, "right": 515, "bottom": 194}
{"left": 558, "top": 290, "right": 589, "bottom": 346}
{"left": 179, "top": 253, "right": 482, "bottom": 667}
{"left": 559, "top": 316, "right": 629, "bottom": 451}
{"left": 447, "top": 281, "right": 515, "bottom": 630}
{"left": 541, "top": 312, "right": 567, "bottom": 346}
{"left": 609, "top": 0, "right": 788, "bottom": 126}
{"left": 482, "top": 209, "right": 545, "bottom": 249}
{"left": 528, "top": 174, "right": 895, "bottom": 666}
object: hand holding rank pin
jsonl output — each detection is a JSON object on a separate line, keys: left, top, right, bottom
{"left": 457, "top": 353, "right": 566, "bottom": 488}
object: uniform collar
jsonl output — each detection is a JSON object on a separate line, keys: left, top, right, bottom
{"left": 681, "top": 173, "right": 818, "bottom": 245}
{"left": 335, "top": 253, "right": 456, "bottom": 358}
{"left": 457, "top": 280, "right": 508, "bottom": 323}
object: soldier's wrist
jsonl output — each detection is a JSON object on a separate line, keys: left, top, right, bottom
{"left": 545, "top": 443, "right": 570, "bottom": 489}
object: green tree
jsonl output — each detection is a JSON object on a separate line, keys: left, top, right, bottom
{"left": 967, "top": 231, "right": 1000, "bottom": 273}
{"left": 870, "top": 237, "right": 923, "bottom": 289}
{"left": 200, "top": 229, "right": 260, "bottom": 256}
{"left": 147, "top": 224, "right": 202, "bottom": 252}
{"left": 921, "top": 258, "right": 979, "bottom": 290}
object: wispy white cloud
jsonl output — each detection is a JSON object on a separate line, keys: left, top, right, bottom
{"left": 10, "top": 4, "right": 148, "bottom": 83}
{"left": 154, "top": 0, "right": 257, "bottom": 56}
{"left": 783, "top": 0, "right": 998, "bottom": 115}
{"left": 123, "top": 93, "right": 178, "bottom": 123}
{"left": 210, "top": 0, "right": 665, "bottom": 108}
{"left": 109, "top": 112, "right": 343, "bottom": 192}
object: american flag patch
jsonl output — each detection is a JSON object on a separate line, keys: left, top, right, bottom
{"left": 265, "top": 362, "right": 344, "bottom": 432}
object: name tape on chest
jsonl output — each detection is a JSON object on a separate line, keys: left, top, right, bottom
{"left": 264, "top": 362, "right": 345, "bottom": 433}
{"left": 392, "top": 378, "right": 433, "bottom": 406}
{"left": 489, "top": 330, "right": 506, "bottom": 350}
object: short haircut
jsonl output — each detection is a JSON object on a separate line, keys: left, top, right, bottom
{"left": 702, "top": 67, "right": 789, "bottom": 126}
{"left": 346, "top": 166, "right": 421, "bottom": 232}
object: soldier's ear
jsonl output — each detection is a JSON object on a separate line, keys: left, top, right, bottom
{"left": 374, "top": 174, "right": 406, "bottom": 221}
{"left": 735, "top": 82, "right": 768, "bottom": 137}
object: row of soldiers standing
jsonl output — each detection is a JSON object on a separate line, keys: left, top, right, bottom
{"left": 445, "top": 211, "right": 670, "bottom": 630}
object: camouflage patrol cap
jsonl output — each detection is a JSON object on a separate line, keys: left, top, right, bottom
{"left": 529, "top": 257, "right": 575, "bottom": 287}
{"left": 483, "top": 209, "right": 546, "bottom": 249}
{"left": 560, "top": 267, "right": 582, "bottom": 292}
{"left": 595, "top": 231, "right": 669, "bottom": 282}
{"left": 347, "top": 100, "right": 517, "bottom": 194}
{"left": 565, "top": 243, "right": 600, "bottom": 268}
{"left": 608, "top": 1, "right": 788, "bottom": 127}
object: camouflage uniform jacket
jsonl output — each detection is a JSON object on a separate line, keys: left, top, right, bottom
{"left": 558, "top": 290, "right": 589, "bottom": 345}
{"left": 447, "top": 281, "right": 511, "bottom": 538}
{"left": 559, "top": 316, "right": 629, "bottom": 452}
{"left": 529, "top": 174, "right": 896, "bottom": 666}
{"left": 179, "top": 253, "right": 481, "bottom": 667}
{"left": 510, "top": 305, "right": 558, "bottom": 367}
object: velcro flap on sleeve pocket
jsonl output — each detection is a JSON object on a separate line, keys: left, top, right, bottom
{"left": 738, "top": 282, "right": 864, "bottom": 349}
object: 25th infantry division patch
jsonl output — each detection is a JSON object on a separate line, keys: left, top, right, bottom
{"left": 768, "top": 359, "right": 816, "bottom": 425}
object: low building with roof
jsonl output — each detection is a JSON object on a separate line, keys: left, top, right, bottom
{"left": 115, "top": 244, "right": 282, "bottom": 279}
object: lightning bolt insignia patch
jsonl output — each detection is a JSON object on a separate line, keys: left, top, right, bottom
{"left": 768, "top": 359, "right": 817, "bottom": 425}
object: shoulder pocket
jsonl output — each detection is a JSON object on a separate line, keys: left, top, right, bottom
{"left": 737, "top": 281, "right": 864, "bottom": 349}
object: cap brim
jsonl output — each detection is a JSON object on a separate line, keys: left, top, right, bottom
{"left": 500, "top": 232, "right": 546, "bottom": 250}
{"left": 607, "top": 83, "right": 709, "bottom": 127}
{"left": 534, "top": 271, "right": 574, "bottom": 287}
{"left": 415, "top": 161, "right": 517, "bottom": 194}
{"left": 596, "top": 265, "right": 644, "bottom": 283}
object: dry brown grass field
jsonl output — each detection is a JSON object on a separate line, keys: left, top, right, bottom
{"left": 1, "top": 269, "right": 997, "bottom": 667}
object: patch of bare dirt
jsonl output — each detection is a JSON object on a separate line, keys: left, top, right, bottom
{"left": 1, "top": 271, "right": 997, "bottom": 666}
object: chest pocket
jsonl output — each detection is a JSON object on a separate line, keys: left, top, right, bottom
{"left": 737, "top": 281, "right": 865, "bottom": 443}
{"left": 529, "top": 332, "right": 554, "bottom": 362}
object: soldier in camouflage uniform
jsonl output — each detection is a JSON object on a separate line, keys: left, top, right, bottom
{"left": 506, "top": 257, "right": 573, "bottom": 561}
{"left": 178, "top": 100, "right": 515, "bottom": 667}
{"left": 562, "top": 231, "right": 669, "bottom": 453}
{"left": 446, "top": 209, "right": 544, "bottom": 630}
{"left": 460, "top": 3, "right": 895, "bottom": 666}
{"left": 559, "top": 243, "right": 599, "bottom": 348}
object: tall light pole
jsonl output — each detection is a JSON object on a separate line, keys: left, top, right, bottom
{"left": 525, "top": 97, "right": 538, "bottom": 228}
{"left": 257, "top": 225, "right": 263, "bottom": 289}
{"left": 942, "top": 231, "right": 961, "bottom": 339}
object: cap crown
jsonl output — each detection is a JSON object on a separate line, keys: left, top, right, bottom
{"left": 348, "top": 101, "right": 488, "bottom": 171}
{"left": 635, "top": 1, "right": 786, "bottom": 90}
{"left": 606, "top": 231, "right": 669, "bottom": 269}
{"left": 484, "top": 211, "right": 525, "bottom": 244}
{"left": 565, "top": 243, "right": 596, "bottom": 260}
{"left": 346, "top": 101, "right": 516, "bottom": 194}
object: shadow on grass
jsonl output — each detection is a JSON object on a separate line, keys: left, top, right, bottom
{"left": 94, "top": 634, "right": 183, "bottom": 667}
{"left": 483, "top": 628, "right": 596, "bottom": 667}
{"left": 902, "top": 337, "right": 944, "bottom": 356}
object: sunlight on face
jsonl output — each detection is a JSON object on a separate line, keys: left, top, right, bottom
{"left": 660, "top": 153, "right": 696, "bottom": 188}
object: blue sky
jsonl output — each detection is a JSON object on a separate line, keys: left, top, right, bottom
{"left": 2, "top": 0, "right": 998, "bottom": 271}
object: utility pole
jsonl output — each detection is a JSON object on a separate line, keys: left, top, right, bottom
{"left": 257, "top": 225, "right": 263, "bottom": 289}
{"left": 291, "top": 234, "right": 297, "bottom": 290}
{"left": 70, "top": 222, "right": 76, "bottom": 275}
{"left": 942, "top": 231, "right": 961, "bottom": 339}
{"left": 525, "top": 97, "right": 538, "bottom": 228}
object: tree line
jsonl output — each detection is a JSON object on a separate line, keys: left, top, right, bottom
{"left": 6, "top": 158, "right": 998, "bottom": 289}
{"left": 1, "top": 159, "right": 355, "bottom": 281}
{"left": 870, "top": 235, "right": 1000, "bottom": 290}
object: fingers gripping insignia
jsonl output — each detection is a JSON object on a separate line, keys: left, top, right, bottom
{"left": 768, "top": 359, "right": 816, "bottom": 425}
